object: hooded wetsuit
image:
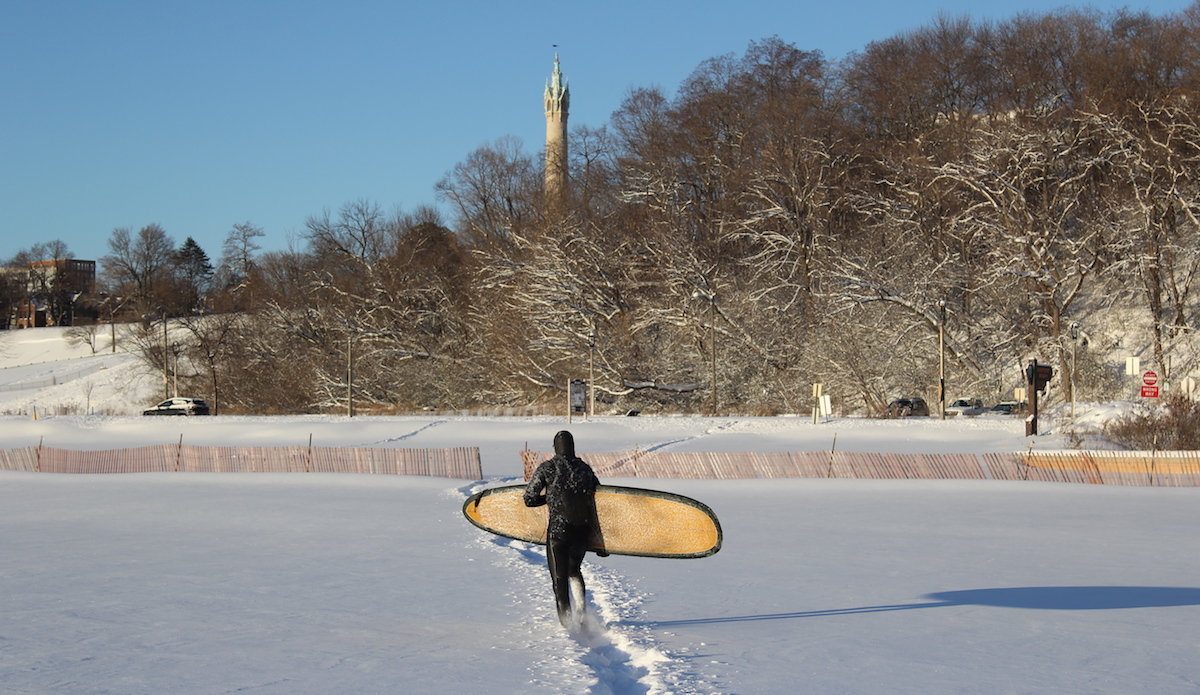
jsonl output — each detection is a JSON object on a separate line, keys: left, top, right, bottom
{"left": 524, "top": 430, "right": 603, "bottom": 626}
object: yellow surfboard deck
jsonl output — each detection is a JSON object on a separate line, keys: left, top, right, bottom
{"left": 462, "top": 484, "right": 722, "bottom": 558}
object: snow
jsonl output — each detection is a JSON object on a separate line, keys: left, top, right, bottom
{"left": 3, "top": 327, "right": 1200, "bottom": 694}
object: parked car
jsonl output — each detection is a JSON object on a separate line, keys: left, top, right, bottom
{"left": 887, "top": 397, "right": 930, "bottom": 417}
{"left": 989, "top": 401, "right": 1025, "bottom": 416}
{"left": 946, "top": 398, "right": 985, "bottom": 417}
{"left": 143, "top": 397, "right": 211, "bottom": 416}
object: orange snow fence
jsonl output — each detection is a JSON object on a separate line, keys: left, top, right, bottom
{"left": 0, "top": 445, "right": 482, "bottom": 479}
{"left": 522, "top": 449, "right": 1200, "bottom": 487}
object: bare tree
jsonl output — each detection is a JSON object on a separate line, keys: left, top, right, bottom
{"left": 218, "top": 222, "right": 265, "bottom": 289}
{"left": 176, "top": 312, "right": 244, "bottom": 415}
{"left": 569, "top": 124, "right": 620, "bottom": 220}
{"left": 9, "top": 240, "right": 78, "bottom": 326}
{"left": 100, "top": 224, "right": 175, "bottom": 315}
{"left": 1102, "top": 103, "right": 1200, "bottom": 380}
{"left": 0, "top": 271, "right": 20, "bottom": 329}
{"left": 435, "top": 136, "right": 538, "bottom": 251}
{"left": 928, "top": 111, "right": 1129, "bottom": 400}
{"left": 304, "top": 199, "right": 393, "bottom": 267}
{"left": 64, "top": 324, "right": 101, "bottom": 354}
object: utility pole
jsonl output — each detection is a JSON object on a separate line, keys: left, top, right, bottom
{"left": 162, "top": 315, "right": 169, "bottom": 400}
{"left": 1070, "top": 321, "right": 1080, "bottom": 419}
{"left": 691, "top": 290, "right": 718, "bottom": 416}
{"left": 347, "top": 334, "right": 354, "bottom": 417}
{"left": 710, "top": 302, "right": 717, "bottom": 416}
{"left": 588, "top": 329, "right": 595, "bottom": 419}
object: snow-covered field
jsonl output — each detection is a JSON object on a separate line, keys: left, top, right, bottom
{"left": 3, "top": 328, "right": 1199, "bottom": 694}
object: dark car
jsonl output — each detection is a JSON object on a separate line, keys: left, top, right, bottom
{"left": 143, "top": 397, "right": 211, "bottom": 416}
{"left": 989, "top": 401, "right": 1025, "bottom": 415}
{"left": 887, "top": 397, "right": 931, "bottom": 417}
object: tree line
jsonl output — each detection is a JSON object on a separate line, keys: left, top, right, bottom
{"left": 7, "top": 5, "right": 1200, "bottom": 416}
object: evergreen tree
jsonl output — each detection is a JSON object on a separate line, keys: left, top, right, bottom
{"left": 172, "top": 237, "right": 214, "bottom": 312}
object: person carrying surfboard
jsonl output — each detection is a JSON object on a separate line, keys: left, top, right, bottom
{"left": 523, "top": 430, "right": 607, "bottom": 627}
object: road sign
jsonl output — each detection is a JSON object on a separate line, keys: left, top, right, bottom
{"left": 1142, "top": 370, "right": 1158, "bottom": 387}
{"left": 1029, "top": 364, "right": 1053, "bottom": 391}
{"left": 570, "top": 379, "right": 586, "bottom": 414}
{"left": 1142, "top": 384, "right": 1160, "bottom": 398}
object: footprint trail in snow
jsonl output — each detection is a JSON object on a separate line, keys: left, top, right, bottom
{"left": 458, "top": 478, "right": 711, "bottom": 695}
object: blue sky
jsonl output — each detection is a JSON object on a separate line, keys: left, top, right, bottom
{"left": 2, "top": 0, "right": 1194, "bottom": 266}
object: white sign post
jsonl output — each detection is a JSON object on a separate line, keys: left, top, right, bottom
{"left": 1125, "top": 357, "right": 1141, "bottom": 399}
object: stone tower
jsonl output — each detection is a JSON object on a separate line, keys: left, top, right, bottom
{"left": 544, "top": 53, "right": 570, "bottom": 212}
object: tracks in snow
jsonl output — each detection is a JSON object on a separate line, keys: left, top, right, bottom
{"left": 367, "top": 419, "right": 448, "bottom": 445}
{"left": 636, "top": 419, "right": 744, "bottom": 454}
{"left": 459, "top": 480, "right": 710, "bottom": 694}
{"left": 483, "top": 536, "right": 683, "bottom": 694}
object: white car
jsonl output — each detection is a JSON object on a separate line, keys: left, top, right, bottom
{"left": 945, "top": 398, "right": 985, "bottom": 417}
{"left": 143, "top": 397, "right": 211, "bottom": 416}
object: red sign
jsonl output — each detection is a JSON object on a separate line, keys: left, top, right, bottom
{"left": 1142, "top": 371, "right": 1159, "bottom": 387}
{"left": 1141, "top": 384, "right": 1160, "bottom": 398}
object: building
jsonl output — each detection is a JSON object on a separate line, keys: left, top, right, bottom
{"left": 4, "top": 258, "right": 97, "bottom": 328}
{"left": 544, "top": 54, "right": 570, "bottom": 213}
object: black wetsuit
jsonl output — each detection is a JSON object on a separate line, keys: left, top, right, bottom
{"left": 524, "top": 431, "right": 603, "bottom": 625}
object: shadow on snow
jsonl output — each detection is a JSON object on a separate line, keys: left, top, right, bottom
{"left": 641, "top": 586, "right": 1200, "bottom": 627}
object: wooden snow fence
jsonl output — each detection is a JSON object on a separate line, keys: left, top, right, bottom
{"left": 521, "top": 450, "right": 987, "bottom": 481}
{"left": 984, "top": 451, "right": 1200, "bottom": 487}
{"left": 521, "top": 449, "right": 1200, "bottom": 487}
{"left": 0, "top": 445, "right": 482, "bottom": 479}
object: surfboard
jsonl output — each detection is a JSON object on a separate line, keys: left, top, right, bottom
{"left": 462, "top": 484, "right": 722, "bottom": 559}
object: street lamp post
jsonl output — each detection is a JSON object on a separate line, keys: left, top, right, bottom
{"left": 161, "top": 314, "right": 169, "bottom": 400}
{"left": 1070, "top": 321, "right": 1080, "bottom": 419}
{"left": 938, "top": 299, "right": 947, "bottom": 420}
{"left": 171, "top": 342, "right": 180, "bottom": 397}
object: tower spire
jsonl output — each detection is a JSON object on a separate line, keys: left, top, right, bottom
{"left": 544, "top": 53, "right": 569, "bottom": 214}
{"left": 545, "top": 53, "right": 569, "bottom": 110}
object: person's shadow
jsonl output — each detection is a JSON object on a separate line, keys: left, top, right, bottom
{"left": 641, "top": 587, "right": 1200, "bottom": 626}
